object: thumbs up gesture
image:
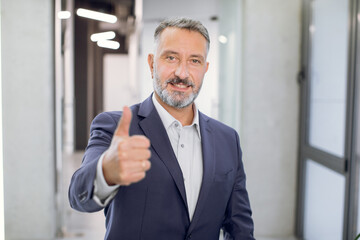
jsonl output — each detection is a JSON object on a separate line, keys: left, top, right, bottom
{"left": 102, "top": 106, "right": 151, "bottom": 186}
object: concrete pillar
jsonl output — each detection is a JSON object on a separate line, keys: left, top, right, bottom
{"left": 241, "top": 0, "right": 301, "bottom": 238}
{"left": 1, "top": 0, "right": 56, "bottom": 239}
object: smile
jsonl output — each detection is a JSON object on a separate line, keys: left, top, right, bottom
{"left": 171, "top": 83, "right": 190, "bottom": 89}
{"left": 166, "top": 78, "right": 194, "bottom": 91}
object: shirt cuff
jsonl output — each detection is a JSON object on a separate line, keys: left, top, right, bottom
{"left": 93, "top": 152, "right": 120, "bottom": 207}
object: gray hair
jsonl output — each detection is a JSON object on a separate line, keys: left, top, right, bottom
{"left": 154, "top": 17, "right": 210, "bottom": 51}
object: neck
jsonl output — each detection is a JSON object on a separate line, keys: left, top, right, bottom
{"left": 155, "top": 93, "right": 194, "bottom": 126}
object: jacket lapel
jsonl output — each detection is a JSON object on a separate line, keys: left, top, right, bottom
{"left": 137, "top": 96, "right": 188, "bottom": 210}
{"left": 188, "top": 112, "right": 215, "bottom": 231}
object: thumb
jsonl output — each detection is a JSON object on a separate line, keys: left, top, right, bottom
{"left": 115, "top": 106, "right": 132, "bottom": 137}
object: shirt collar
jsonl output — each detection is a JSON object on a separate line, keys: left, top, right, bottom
{"left": 152, "top": 93, "right": 201, "bottom": 138}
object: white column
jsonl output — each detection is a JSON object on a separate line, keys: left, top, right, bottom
{"left": 240, "top": 0, "right": 301, "bottom": 237}
{"left": 0, "top": 0, "right": 4, "bottom": 239}
{"left": 2, "top": 0, "right": 56, "bottom": 239}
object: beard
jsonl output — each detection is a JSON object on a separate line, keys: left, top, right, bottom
{"left": 153, "top": 68, "right": 202, "bottom": 109}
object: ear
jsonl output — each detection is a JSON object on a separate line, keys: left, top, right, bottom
{"left": 147, "top": 54, "right": 154, "bottom": 78}
{"left": 205, "top": 62, "right": 209, "bottom": 73}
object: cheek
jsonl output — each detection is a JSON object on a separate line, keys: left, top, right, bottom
{"left": 156, "top": 64, "right": 175, "bottom": 79}
{"left": 191, "top": 69, "right": 207, "bottom": 85}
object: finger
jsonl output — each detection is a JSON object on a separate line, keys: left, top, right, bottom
{"left": 118, "top": 136, "right": 151, "bottom": 150}
{"left": 114, "top": 106, "right": 132, "bottom": 137}
{"left": 122, "top": 172, "right": 147, "bottom": 185}
{"left": 118, "top": 148, "right": 151, "bottom": 162}
{"left": 142, "top": 160, "right": 151, "bottom": 171}
{"left": 118, "top": 160, "right": 151, "bottom": 176}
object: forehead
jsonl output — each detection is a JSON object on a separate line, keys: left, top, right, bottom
{"left": 156, "top": 27, "right": 208, "bottom": 56}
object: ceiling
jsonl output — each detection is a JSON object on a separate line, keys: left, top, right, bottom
{"left": 73, "top": 0, "right": 136, "bottom": 46}
{"left": 76, "top": 0, "right": 135, "bottom": 20}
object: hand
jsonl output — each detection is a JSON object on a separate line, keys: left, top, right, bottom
{"left": 102, "top": 106, "right": 151, "bottom": 186}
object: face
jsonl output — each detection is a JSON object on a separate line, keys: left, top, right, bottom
{"left": 148, "top": 27, "right": 209, "bottom": 109}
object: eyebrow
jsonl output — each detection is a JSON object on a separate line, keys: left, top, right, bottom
{"left": 189, "top": 54, "right": 205, "bottom": 61}
{"left": 160, "top": 50, "right": 179, "bottom": 56}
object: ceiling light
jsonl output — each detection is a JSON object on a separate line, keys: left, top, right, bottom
{"left": 218, "top": 35, "right": 228, "bottom": 44}
{"left": 76, "top": 8, "right": 117, "bottom": 23}
{"left": 58, "top": 11, "right": 71, "bottom": 19}
{"left": 97, "top": 40, "right": 120, "bottom": 50}
{"left": 90, "top": 31, "right": 116, "bottom": 42}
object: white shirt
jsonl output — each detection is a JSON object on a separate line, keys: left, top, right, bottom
{"left": 93, "top": 94, "right": 203, "bottom": 220}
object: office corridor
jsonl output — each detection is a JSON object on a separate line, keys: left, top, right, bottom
{"left": 3, "top": 0, "right": 359, "bottom": 239}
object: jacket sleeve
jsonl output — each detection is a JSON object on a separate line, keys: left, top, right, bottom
{"left": 222, "top": 131, "right": 255, "bottom": 240}
{"left": 68, "top": 112, "right": 118, "bottom": 212}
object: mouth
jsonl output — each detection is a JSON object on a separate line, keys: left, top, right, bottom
{"left": 166, "top": 78, "right": 194, "bottom": 91}
{"left": 170, "top": 82, "right": 190, "bottom": 89}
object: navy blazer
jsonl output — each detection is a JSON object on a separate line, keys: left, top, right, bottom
{"left": 69, "top": 95, "right": 254, "bottom": 240}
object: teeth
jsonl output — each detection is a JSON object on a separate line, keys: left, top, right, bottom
{"left": 174, "top": 84, "right": 187, "bottom": 89}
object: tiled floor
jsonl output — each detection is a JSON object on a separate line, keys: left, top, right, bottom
{"left": 57, "top": 151, "right": 106, "bottom": 240}
{"left": 57, "top": 151, "right": 298, "bottom": 240}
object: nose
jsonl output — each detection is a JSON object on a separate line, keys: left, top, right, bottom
{"left": 175, "top": 61, "right": 189, "bottom": 79}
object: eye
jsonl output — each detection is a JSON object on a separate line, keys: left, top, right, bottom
{"left": 191, "top": 59, "right": 201, "bottom": 64}
{"left": 166, "top": 56, "right": 176, "bottom": 61}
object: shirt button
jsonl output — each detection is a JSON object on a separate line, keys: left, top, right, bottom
{"left": 175, "top": 123, "right": 179, "bottom": 127}
{"left": 181, "top": 144, "right": 184, "bottom": 148}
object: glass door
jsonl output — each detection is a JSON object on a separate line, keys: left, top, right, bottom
{"left": 296, "top": 0, "right": 360, "bottom": 239}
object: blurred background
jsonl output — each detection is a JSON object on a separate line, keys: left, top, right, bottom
{"left": 1, "top": 0, "right": 360, "bottom": 239}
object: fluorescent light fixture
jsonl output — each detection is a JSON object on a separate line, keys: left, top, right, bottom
{"left": 218, "top": 35, "right": 228, "bottom": 44}
{"left": 91, "top": 31, "right": 116, "bottom": 42}
{"left": 57, "top": 11, "right": 71, "bottom": 19}
{"left": 97, "top": 40, "right": 120, "bottom": 50}
{"left": 76, "top": 8, "right": 117, "bottom": 23}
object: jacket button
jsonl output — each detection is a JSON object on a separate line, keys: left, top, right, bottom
{"left": 78, "top": 191, "right": 88, "bottom": 202}
{"left": 187, "top": 234, "right": 192, "bottom": 239}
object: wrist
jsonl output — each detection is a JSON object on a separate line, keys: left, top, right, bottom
{"left": 102, "top": 151, "right": 116, "bottom": 186}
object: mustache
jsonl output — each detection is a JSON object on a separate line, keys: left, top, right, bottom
{"left": 166, "top": 77, "right": 194, "bottom": 87}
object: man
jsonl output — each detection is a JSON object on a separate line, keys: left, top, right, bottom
{"left": 69, "top": 17, "right": 254, "bottom": 240}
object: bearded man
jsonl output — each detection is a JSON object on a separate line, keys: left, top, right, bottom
{"left": 69, "top": 17, "right": 254, "bottom": 240}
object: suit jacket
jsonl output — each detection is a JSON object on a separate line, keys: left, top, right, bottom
{"left": 69, "top": 95, "right": 254, "bottom": 240}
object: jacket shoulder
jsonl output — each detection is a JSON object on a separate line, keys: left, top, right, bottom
{"left": 200, "top": 112, "right": 238, "bottom": 136}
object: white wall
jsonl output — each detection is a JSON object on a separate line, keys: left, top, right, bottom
{"left": 103, "top": 54, "right": 139, "bottom": 111}
{"left": 218, "top": 0, "right": 243, "bottom": 132}
{"left": 0, "top": 0, "right": 4, "bottom": 238}
{"left": 1, "top": 0, "right": 56, "bottom": 239}
{"left": 240, "top": 0, "right": 301, "bottom": 238}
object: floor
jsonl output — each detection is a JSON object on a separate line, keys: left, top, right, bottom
{"left": 57, "top": 151, "right": 298, "bottom": 240}
{"left": 57, "top": 151, "right": 106, "bottom": 240}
